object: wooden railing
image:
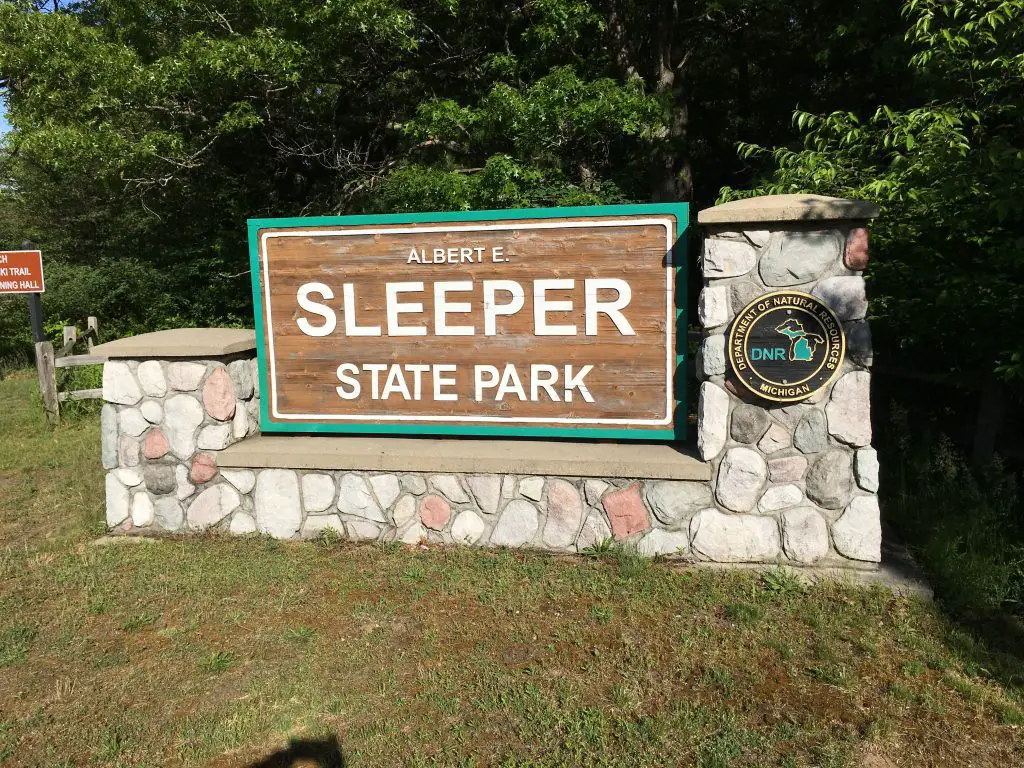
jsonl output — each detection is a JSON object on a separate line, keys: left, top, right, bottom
{"left": 35, "top": 317, "right": 106, "bottom": 424}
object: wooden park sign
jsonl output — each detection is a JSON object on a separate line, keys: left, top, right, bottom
{"left": 0, "top": 250, "right": 45, "bottom": 294}
{"left": 248, "top": 205, "right": 688, "bottom": 439}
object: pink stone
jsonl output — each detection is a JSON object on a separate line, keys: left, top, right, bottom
{"left": 142, "top": 428, "right": 169, "bottom": 459}
{"left": 190, "top": 452, "right": 218, "bottom": 484}
{"left": 202, "top": 367, "right": 236, "bottom": 421}
{"left": 603, "top": 483, "right": 650, "bottom": 540}
{"left": 419, "top": 494, "right": 451, "bottom": 531}
{"left": 768, "top": 455, "right": 808, "bottom": 483}
{"left": 844, "top": 228, "right": 869, "bottom": 270}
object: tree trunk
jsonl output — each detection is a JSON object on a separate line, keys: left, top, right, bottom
{"left": 648, "top": 0, "right": 692, "bottom": 202}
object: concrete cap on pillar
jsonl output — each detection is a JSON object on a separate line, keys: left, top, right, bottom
{"left": 698, "top": 194, "right": 880, "bottom": 225}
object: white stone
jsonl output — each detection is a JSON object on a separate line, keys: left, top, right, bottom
{"left": 347, "top": 519, "right": 381, "bottom": 541}
{"left": 117, "top": 435, "right": 140, "bottom": 467}
{"left": 167, "top": 362, "right": 206, "bottom": 391}
{"left": 757, "top": 484, "right": 804, "bottom": 513}
{"left": 855, "top": 448, "right": 880, "bottom": 492}
{"left": 745, "top": 229, "right": 771, "bottom": 247}
{"left": 187, "top": 484, "right": 241, "bottom": 531}
{"left": 697, "top": 382, "right": 729, "bottom": 461}
{"left": 813, "top": 276, "right": 868, "bottom": 321}
{"left": 647, "top": 481, "right": 712, "bottom": 526}
{"left": 221, "top": 468, "right": 256, "bottom": 494}
{"left": 698, "top": 286, "right": 731, "bottom": 329}
{"left": 301, "top": 514, "right": 344, "bottom": 539}
{"left": 637, "top": 529, "right": 690, "bottom": 558}
{"left": 490, "top": 499, "right": 539, "bottom": 547}
{"left": 113, "top": 467, "right": 143, "bottom": 488}
{"left": 833, "top": 496, "right": 882, "bottom": 562}
{"left": 175, "top": 464, "right": 195, "bottom": 501}
{"left": 398, "top": 521, "right": 427, "bottom": 545}
{"left": 154, "top": 497, "right": 183, "bottom": 530}
{"left": 118, "top": 408, "right": 148, "bottom": 438}
{"left": 714, "top": 447, "right": 768, "bottom": 512}
{"left": 756, "top": 423, "right": 791, "bottom": 455}
{"left": 689, "top": 508, "right": 781, "bottom": 562}
{"left": 576, "top": 512, "right": 613, "bottom": 553}
{"left": 254, "top": 469, "right": 302, "bottom": 538}
{"left": 826, "top": 371, "right": 872, "bottom": 447}
{"left": 105, "top": 473, "right": 130, "bottom": 527}
{"left": 466, "top": 475, "right": 502, "bottom": 515}
{"left": 400, "top": 475, "right": 427, "bottom": 495}
{"left": 232, "top": 403, "right": 247, "bottom": 439}
{"left": 249, "top": 358, "right": 259, "bottom": 398}
{"left": 429, "top": 474, "right": 470, "bottom": 503}
{"left": 197, "top": 423, "right": 232, "bottom": 450}
{"left": 164, "top": 395, "right": 205, "bottom": 459}
{"left": 229, "top": 512, "right": 257, "bottom": 535}
{"left": 500, "top": 475, "right": 517, "bottom": 500}
{"left": 137, "top": 360, "right": 167, "bottom": 397}
{"left": 301, "top": 473, "right": 336, "bottom": 513}
{"left": 131, "top": 492, "right": 155, "bottom": 527}
{"left": 699, "top": 334, "right": 726, "bottom": 377}
{"left": 703, "top": 238, "right": 756, "bottom": 278}
{"left": 451, "top": 510, "right": 486, "bottom": 544}
{"left": 518, "top": 476, "right": 544, "bottom": 501}
{"left": 101, "top": 404, "right": 118, "bottom": 469}
{"left": 336, "top": 474, "right": 385, "bottom": 522}
{"left": 584, "top": 479, "right": 610, "bottom": 506}
{"left": 760, "top": 230, "right": 843, "bottom": 286}
{"left": 392, "top": 494, "right": 417, "bottom": 527}
{"left": 227, "top": 359, "right": 254, "bottom": 399}
{"left": 781, "top": 507, "right": 829, "bottom": 563}
{"left": 370, "top": 474, "right": 401, "bottom": 510}
{"left": 140, "top": 400, "right": 163, "bottom": 424}
{"left": 103, "top": 362, "right": 142, "bottom": 405}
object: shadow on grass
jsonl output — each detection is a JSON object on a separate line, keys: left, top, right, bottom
{"left": 246, "top": 735, "right": 345, "bottom": 768}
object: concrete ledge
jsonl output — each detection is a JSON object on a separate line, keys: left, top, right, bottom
{"left": 698, "top": 194, "right": 880, "bottom": 225}
{"left": 92, "top": 328, "right": 256, "bottom": 359}
{"left": 218, "top": 436, "right": 710, "bottom": 481}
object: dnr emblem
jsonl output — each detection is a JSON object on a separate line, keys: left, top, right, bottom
{"left": 727, "top": 291, "right": 845, "bottom": 403}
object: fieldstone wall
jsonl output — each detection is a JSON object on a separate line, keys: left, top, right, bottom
{"left": 696, "top": 222, "right": 881, "bottom": 564}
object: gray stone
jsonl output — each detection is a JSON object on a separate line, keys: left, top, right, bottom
{"left": 518, "top": 476, "right": 544, "bottom": 502}
{"left": 490, "top": 499, "right": 539, "bottom": 547}
{"left": 119, "top": 408, "right": 148, "bottom": 438}
{"left": 164, "top": 395, "right": 205, "bottom": 459}
{"left": 703, "top": 238, "right": 756, "bottom": 278}
{"left": 730, "top": 405, "right": 769, "bottom": 444}
{"left": 772, "top": 405, "right": 805, "bottom": 430}
{"left": 229, "top": 512, "right": 257, "bottom": 535}
{"left": 255, "top": 469, "right": 302, "bottom": 538}
{"left": 576, "top": 511, "right": 613, "bottom": 553}
{"left": 347, "top": 519, "right": 381, "bottom": 541}
{"left": 137, "top": 360, "right": 167, "bottom": 397}
{"left": 759, "top": 230, "right": 843, "bottom": 286}
{"left": 336, "top": 474, "right": 385, "bottom": 522}
{"left": 175, "top": 464, "right": 195, "bottom": 501}
{"left": 100, "top": 405, "right": 118, "bottom": 469}
{"left": 542, "top": 479, "right": 583, "bottom": 548}
{"left": 812, "top": 276, "right": 867, "bottom": 321}
{"left": 584, "top": 479, "right": 610, "bottom": 506}
{"left": 781, "top": 507, "right": 829, "bottom": 564}
{"left": 699, "top": 334, "right": 726, "bottom": 377}
{"left": 826, "top": 371, "right": 872, "bottom": 447}
{"left": 131, "top": 492, "right": 155, "bottom": 527}
{"left": 220, "top": 468, "right": 255, "bottom": 494}
{"left": 637, "top": 529, "right": 690, "bottom": 558}
{"left": 714, "top": 447, "right": 767, "bottom": 513}
{"left": 855, "top": 448, "right": 879, "bottom": 492}
{"left": 102, "top": 362, "right": 142, "bottom": 405}
{"left": 697, "top": 382, "right": 729, "bottom": 461}
{"left": 249, "top": 358, "right": 259, "bottom": 398}
{"left": 466, "top": 475, "right": 502, "bottom": 515}
{"left": 647, "top": 481, "right": 712, "bottom": 527}
{"left": 698, "top": 286, "right": 732, "bottom": 328}
{"left": 429, "top": 474, "right": 471, "bottom": 503}
{"left": 187, "top": 484, "right": 241, "bottom": 531}
{"left": 301, "top": 473, "right": 335, "bottom": 513}
{"left": 117, "top": 435, "right": 140, "bottom": 468}
{"left": 768, "top": 455, "right": 807, "bottom": 483}
{"left": 143, "top": 464, "right": 175, "bottom": 495}
{"left": 105, "top": 473, "right": 130, "bottom": 527}
{"left": 370, "top": 474, "right": 401, "bottom": 510}
{"left": 400, "top": 475, "right": 427, "bottom": 495}
{"left": 232, "top": 404, "right": 247, "bottom": 440}
{"left": 197, "top": 423, "right": 232, "bottom": 450}
{"left": 805, "top": 451, "right": 853, "bottom": 509}
{"left": 794, "top": 410, "right": 828, "bottom": 454}
{"left": 689, "top": 508, "right": 781, "bottom": 562}
{"left": 757, "top": 484, "right": 804, "bottom": 513}
{"left": 140, "top": 400, "right": 163, "bottom": 424}
{"left": 757, "top": 423, "right": 790, "bottom": 455}
{"left": 245, "top": 399, "right": 260, "bottom": 435}
{"left": 744, "top": 229, "right": 771, "bottom": 247}
{"left": 392, "top": 494, "right": 417, "bottom": 528}
{"left": 167, "top": 362, "right": 206, "bottom": 392}
{"left": 301, "top": 514, "right": 344, "bottom": 539}
{"left": 113, "top": 467, "right": 143, "bottom": 487}
{"left": 451, "top": 510, "right": 487, "bottom": 545}
{"left": 154, "top": 497, "right": 184, "bottom": 531}
{"left": 833, "top": 496, "right": 882, "bottom": 562}
{"left": 228, "top": 359, "right": 254, "bottom": 399}
{"left": 730, "top": 281, "right": 763, "bottom": 313}
{"left": 845, "top": 321, "right": 873, "bottom": 367}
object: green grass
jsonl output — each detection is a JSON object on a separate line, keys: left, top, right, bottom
{"left": 0, "top": 370, "right": 1023, "bottom": 766}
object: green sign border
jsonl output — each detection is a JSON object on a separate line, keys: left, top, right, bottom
{"left": 247, "top": 203, "right": 689, "bottom": 441}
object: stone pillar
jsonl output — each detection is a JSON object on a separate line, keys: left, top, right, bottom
{"left": 695, "top": 194, "right": 882, "bottom": 566}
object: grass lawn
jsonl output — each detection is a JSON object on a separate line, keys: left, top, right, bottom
{"left": 0, "top": 370, "right": 1022, "bottom": 767}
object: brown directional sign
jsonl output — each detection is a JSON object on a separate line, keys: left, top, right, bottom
{"left": 247, "top": 205, "right": 688, "bottom": 440}
{"left": 0, "top": 250, "right": 45, "bottom": 294}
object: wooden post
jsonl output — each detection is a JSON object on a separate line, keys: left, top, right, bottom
{"left": 86, "top": 316, "right": 98, "bottom": 350}
{"left": 62, "top": 325, "right": 77, "bottom": 348}
{"left": 27, "top": 294, "right": 45, "bottom": 343}
{"left": 34, "top": 341, "right": 59, "bottom": 425}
